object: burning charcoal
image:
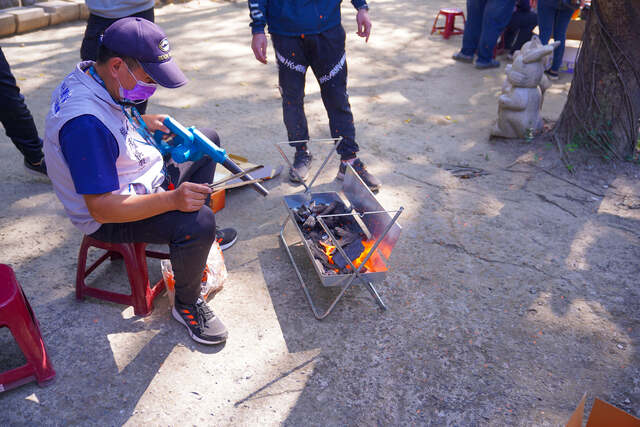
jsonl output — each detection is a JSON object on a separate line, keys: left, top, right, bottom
{"left": 334, "top": 226, "right": 348, "bottom": 237}
{"left": 310, "top": 202, "right": 328, "bottom": 214}
{"left": 307, "top": 231, "right": 322, "bottom": 242}
{"left": 292, "top": 210, "right": 305, "bottom": 224}
{"left": 332, "top": 201, "right": 348, "bottom": 215}
{"left": 298, "top": 205, "right": 311, "bottom": 218}
{"left": 332, "top": 239, "right": 365, "bottom": 269}
{"left": 307, "top": 240, "right": 335, "bottom": 270}
{"left": 319, "top": 201, "right": 339, "bottom": 216}
{"left": 303, "top": 215, "right": 317, "bottom": 229}
{"left": 338, "top": 231, "right": 360, "bottom": 247}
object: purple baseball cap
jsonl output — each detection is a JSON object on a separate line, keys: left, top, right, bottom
{"left": 101, "top": 17, "right": 187, "bottom": 88}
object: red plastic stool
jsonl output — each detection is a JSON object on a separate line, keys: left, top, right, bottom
{"left": 431, "top": 7, "right": 465, "bottom": 39}
{"left": 76, "top": 236, "right": 169, "bottom": 317}
{"left": 0, "top": 264, "right": 55, "bottom": 392}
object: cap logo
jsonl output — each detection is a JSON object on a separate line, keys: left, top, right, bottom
{"left": 158, "top": 38, "right": 170, "bottom": 52}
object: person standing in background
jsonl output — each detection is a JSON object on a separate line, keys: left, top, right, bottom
{"left": 503, "top": 0, "right": 538, "bottom": 60}
{"left": 452, "top": 0, "right": 517, "bottom": 69}
{"left": 537, "top": 0, "right": 584, "bottom": 80}
{"left": 248, "top": 0, "right": 382, "bottom": 192}
{"left": 81, "top": 1, "right": 155, "bottom": 113}
{"left": 0, "top": 47, "right": 47, "bottom": 176}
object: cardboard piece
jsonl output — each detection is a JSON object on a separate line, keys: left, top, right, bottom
{"left": 566, "top": 393, "right": 587, "bottom": 427}
{"left": 586, "top": 399, "right": 640, "bottom": 427}
{"left": 566, "top": 20, "right": 586, "bottom": 41}
{"left": 566, "top": 395, "right": 640, "bottom": 427}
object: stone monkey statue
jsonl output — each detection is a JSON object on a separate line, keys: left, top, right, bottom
{"left": 491, "top": 36, "right": 559, "bottom": 139}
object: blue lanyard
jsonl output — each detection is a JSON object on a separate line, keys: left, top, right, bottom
{"left": 88, "top": 65, "right": 107, "bottom": 89}
{"left": 88, "top": 64, "right": 167, "bottom": 181}
{"left": 88, "top": 65, "right": 156, "bottom": 147}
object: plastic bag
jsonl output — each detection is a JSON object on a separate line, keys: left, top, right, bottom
{"left": 161, "top": 242, "right": 228, "bottom": 308}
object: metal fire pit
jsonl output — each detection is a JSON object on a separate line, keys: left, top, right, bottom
{"left": 277, "top": 142, "right": 403, "bottom": 319}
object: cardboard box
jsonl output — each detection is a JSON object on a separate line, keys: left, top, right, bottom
{"left": 566, "top": 393, "right": 640, "bottom": 427}
{"left": 209, "top": 189, "right": 225, "bottom": 213}
{"left": 566, "top": 19, "right": 586, "bottom": 41}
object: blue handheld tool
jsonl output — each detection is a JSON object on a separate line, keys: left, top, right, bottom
{"left": 153, "top": 116, "right": 269, "bottom": 197}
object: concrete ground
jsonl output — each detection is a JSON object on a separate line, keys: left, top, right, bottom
{"left": 1, "top": 0, "right": 639, "bottom": 425}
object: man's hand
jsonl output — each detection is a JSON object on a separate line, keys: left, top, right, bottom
{"left": 171, "top": 182, "right": 212, "bottom": 212}
{"left": 252, "top": 33, "right": 268, "bottom": 64}
{"left": 530, "top": 0, "right": 537, "bottom": 9}
{"left": 141, "top": 114, "right": 170, "bottom": 133}
{"left": 356, "top": 9, "right": 372, "bottom": 42}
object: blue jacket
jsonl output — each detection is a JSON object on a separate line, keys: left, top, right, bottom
{"left": 249, "top": 0, "right": 368, "bottom": 36}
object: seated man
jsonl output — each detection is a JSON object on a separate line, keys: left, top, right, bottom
{"left": 43, "top": 17, "right": 235, "bottom": 345}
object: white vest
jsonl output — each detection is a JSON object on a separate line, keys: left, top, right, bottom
{"left": 44, "top": 61, "right": 165, "bottom": 234}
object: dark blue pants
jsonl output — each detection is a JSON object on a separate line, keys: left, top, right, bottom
{"left": 80, "top": 7, "right": 154, "bottom": 114}
{"left": 0, "top": 47, "right": 43, "bottom": 164}
{"left": 461, "top": 0, "right": 517, "bottom": 64}
{"left": 537, "top": 0, "right": 573, "bottom": 72}
{"left": 271, "top": 25, "right": 359, "bottom": 160}
{"left": 504, "top": 10, "right": 537, "bottom": 53}
{"left": 90, "top": 129, "right": 219, "bottom": 306}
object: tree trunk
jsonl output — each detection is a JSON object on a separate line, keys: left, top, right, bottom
{"left": 553, "top": 0, "right": 640, "bottom": 165}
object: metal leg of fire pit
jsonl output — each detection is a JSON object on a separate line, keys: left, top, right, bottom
{"left": 280, "top": 216, "right": 361, "bottom": 320}
{"left": 363, "top": 281, "right": 387, "bottom": 310}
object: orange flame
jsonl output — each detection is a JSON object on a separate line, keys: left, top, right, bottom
{"left": 319, "top": 239, "right": 387, "bottom": 273}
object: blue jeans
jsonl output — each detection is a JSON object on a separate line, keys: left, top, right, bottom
{"left": 90, "top": 129, "right": 219, "bottom": 306}
{"left": 0, "top": 47, "right": 43, "bottom": 164}
{"left": 271, "top": 25, "right": 359, "bottom": 160}
{"left": 461, "top": 0, "right": 517, "bottom": 64}
{"left": 537, "top": 0, "right": 574, "bottom": 72}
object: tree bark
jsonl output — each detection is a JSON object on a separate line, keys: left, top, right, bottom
{"left": 553, "top": 0, "right": 640, "bottom": 165}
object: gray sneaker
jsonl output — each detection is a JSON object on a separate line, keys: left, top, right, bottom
{"left": 173, "top": 298, "right": 228, "bottom": 345}
{"left": 289, "top": 150, "right": 313, "bottom": 183}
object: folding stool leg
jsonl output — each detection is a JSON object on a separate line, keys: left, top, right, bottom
{"left": 75, "top": 237, "right": 91, "bottom": 300}
{"left": 444, "top": 14, "right": 454, "bottom": 39}
{"left": 122, "top": 243, "right": 153, "bottom": 317}
{"left": 7, "top": 289, "right": 55, "bottom": 386}
{"left": 430, "top": 12, "right": 441, "bottom": 35}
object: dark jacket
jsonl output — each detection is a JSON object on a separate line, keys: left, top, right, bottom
{"left": 249, "top": 0, "right": 368, "bottom": 36}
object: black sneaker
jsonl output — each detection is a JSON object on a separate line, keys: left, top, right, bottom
{"left": 544, "top": 69, "right": 559, "bottom": 81}
{"left": 336, "top": 158, "right": 382, "bottom": 193}
{"left": 24, "top": 158, "right": 47, "bottom": 176}
{"left": 216, "top": 227, "right": 237, "bottom": 251}
{"left": 172, "top": 298, "right": 228, "bottom": 345}
{"left": 289, "top": 150, "right": 313, "bottom": 183}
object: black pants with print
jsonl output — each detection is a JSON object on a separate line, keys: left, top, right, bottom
{"left": 90, "top": 129, "right": 219, "bottom": 306}
{"left": 271, "top": 25, "right": 359, "bottom": 160}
